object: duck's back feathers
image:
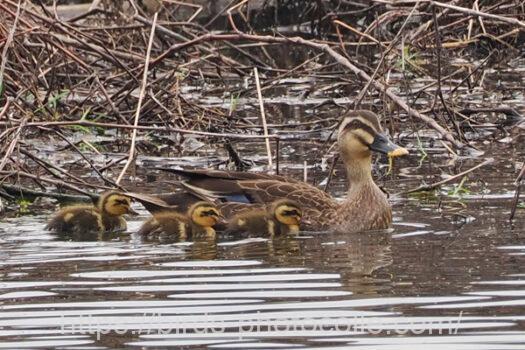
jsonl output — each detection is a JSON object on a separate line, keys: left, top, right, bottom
{"left": 125, "top": 191, "right": 203, "bottom": 214}
{"left": 219, "top": 202, "right": 265, "bottom": 218}
{"left": 138, "top": 211, "right": 189, "bottom": 239}
{"left": 159, "top": 168, "right": 304, "bottom": 203}
{"left": 225, "top": 209, "right": 270, "bottom": 235}
{"left": 158, "top": 168, "right": 300, "bottom": 183}
{"left": 46, "top": 205, "right": 101, "bottom": 234}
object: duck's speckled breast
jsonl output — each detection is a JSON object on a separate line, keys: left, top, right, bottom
{"left": 332, "top": 183, "right": 392, "bottom": 233}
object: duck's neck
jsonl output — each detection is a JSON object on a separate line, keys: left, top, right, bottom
{"left": 344, "top": 155, "right": 376, "bottom": 196}
{"left": 97, "top": 200, "right": 113, "bottom": 230}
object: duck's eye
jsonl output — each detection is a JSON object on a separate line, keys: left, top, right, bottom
{"left": 283, "top": 209, "right": 301, "bottom": 217}
{"left": 343, "top": 120, "right": 379, "bottom": 147}
{"left": 114, "top": 199, "right": 129, "bottom": 206}
{"left": 201, "top": 209, "right": 218, "bottom": 217}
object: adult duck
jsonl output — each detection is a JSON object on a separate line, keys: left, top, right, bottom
{"left": 142, "top": 111, "right": 408, "bottom": 233}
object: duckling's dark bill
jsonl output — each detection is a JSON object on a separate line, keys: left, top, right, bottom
{"left": 369, "top": 133, "right": 408, "bottom": 157}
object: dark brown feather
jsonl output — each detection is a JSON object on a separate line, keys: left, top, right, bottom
{"left": 46, "top": 205, "right": 101, "bottom": 234}
{"left": 125, "top": 191, "right": 200, "bottom": 213}
{"left": 138, "top": 212, "right": 189, "bottom": 239}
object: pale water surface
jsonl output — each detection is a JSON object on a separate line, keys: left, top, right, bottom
{"left": 0, "top": 140, "right": 524, "bottom": 349}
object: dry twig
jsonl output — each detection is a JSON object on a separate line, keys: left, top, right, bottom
{"left": 115, "top": 12, "right": 158, "bottom": 185}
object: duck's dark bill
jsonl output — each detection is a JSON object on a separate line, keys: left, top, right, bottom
{"left": 369, "top": 133, "right": 409, "bottom": 157}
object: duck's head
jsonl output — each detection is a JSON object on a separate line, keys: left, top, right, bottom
{"left": 99, "top": 192, "right": 138, "bottom": 216}
{"left": 338, "top": 110, "right": 408, "bottom": 160}
{"left": 272, "top": 199, "right": 302, "bottom": 230}
{"left": 189, "top": 201, "right": 222, "bottom": 228}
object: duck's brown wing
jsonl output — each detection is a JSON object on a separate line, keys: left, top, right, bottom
{"left": 130, "top": 169, "right": 304, "bottom": 213}
{"left": 159, "top": 168, "right": 338, "bottom": 228}
{"left": 158, "top": 168, "right": 302, "bottom": 184}
{"left": 218, "top": 202, "right": 265, "bottom": 218}
{"left": 125, "top": 191, "right": 202, "bottom": 213}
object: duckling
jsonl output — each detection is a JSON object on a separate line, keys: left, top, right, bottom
{"left": 138, "top": 201, "right": 221, "bottom": 240}
{"left": 226, "top": 199, "right": 302, "bottom": 236}
{"left": 46, "top": 191, "right": 137, "bottom": 234}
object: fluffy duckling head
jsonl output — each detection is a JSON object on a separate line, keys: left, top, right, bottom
{"left": 338, "top": 110, "right": 408, "bottom": 160}
{"left": 99, "top": 192, "right": 137, "bottom": 216}
{"left": 188, "top": 201, "right": 222, "bottom": 228}
{"left": 271, "top": 199, "right": 302, "bottom": 232}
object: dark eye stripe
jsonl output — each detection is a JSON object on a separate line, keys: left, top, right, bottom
{"left": 344, "top": 119, "right": 377, "bottom": 136}
{"left": 354, "top": 133, "right": 370, "bottom": 146}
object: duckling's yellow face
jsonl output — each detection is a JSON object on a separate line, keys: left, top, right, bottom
{"left": 338, "top": 111, "right": 408, "bottom": 159}
{"left": 275, "top": 204, "right": 302, "bottom": 226}
{"left": 190, "top": 204, "right": 221, "bottom": 228}
{"left": 103, "top": 194, "right": 134, "bottom": 216}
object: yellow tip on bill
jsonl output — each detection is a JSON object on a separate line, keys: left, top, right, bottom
{"left": 388, "top": 147, "right": 409, "bottom": 158}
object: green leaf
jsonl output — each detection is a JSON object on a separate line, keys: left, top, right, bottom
{"left": 17, "top": 199, "right": 32, "bottom": 214}
{"left": 48, "top": 89, "right": 70, "bottom": 109}
{"left": 447, "top": 177, "right": 470, "bottom": 197}
{"left": 68, "top": 125, "right": 91, "bottom": 133}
